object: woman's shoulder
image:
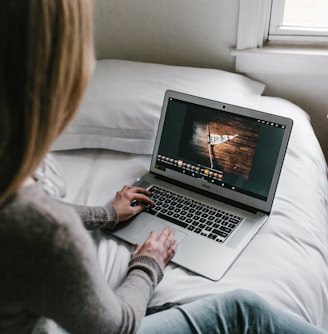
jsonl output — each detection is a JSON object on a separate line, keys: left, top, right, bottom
{"left": 0, "top": 182, "right": 84, "bottom": 250}
{"left": 0, "top": 183, "right": 98, "bottom": 317}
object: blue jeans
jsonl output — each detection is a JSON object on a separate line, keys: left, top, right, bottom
{"left": 137, "top": 290, "right": 327, "bottom": 334}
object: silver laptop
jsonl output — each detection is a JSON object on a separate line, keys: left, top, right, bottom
{"left": 111, "top": 90, "right": 293, "bottom": 281}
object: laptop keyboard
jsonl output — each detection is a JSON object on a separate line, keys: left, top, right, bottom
{"left": 146, "top": 185, "right": 243, "bottom": 243}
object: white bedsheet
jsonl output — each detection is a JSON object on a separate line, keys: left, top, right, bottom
{"left": 54, "top": 95, "right": 328, "bottom": 330}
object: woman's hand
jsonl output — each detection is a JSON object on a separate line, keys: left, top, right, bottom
{"left": 131, "top": 227, "right": 178, "bottom": 271}
{"left": 112, "top": 185, "right": 155, "bottom": 222}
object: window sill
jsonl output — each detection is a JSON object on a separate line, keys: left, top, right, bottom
{"left": 231, "top": 45, "right": 328, "bottom": 75}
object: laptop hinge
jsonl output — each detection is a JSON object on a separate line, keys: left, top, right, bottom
{"left": 152, "top": 173, "right": 260, "bottom": 214}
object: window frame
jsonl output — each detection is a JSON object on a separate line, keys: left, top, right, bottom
{"left": 269, "top": 0, "right": 328, "bottom": 42}
{"left": 232, "top": 0, "right": 328, "bottom": 75}
{"left": 235, "top": 0, "right": 271, "bottom": 50}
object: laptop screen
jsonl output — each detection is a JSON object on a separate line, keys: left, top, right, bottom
{"left": 150, "top": 91, "right": 293, "bottom": 212}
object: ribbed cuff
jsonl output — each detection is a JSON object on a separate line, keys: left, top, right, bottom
{"left": 128, "top": 255, "right": 164, "bottom": 285}
{"left": 101, "top": 205, "right": 118, "bottom": 231}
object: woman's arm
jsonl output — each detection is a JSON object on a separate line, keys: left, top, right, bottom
{"left": 27, "top": 200, "right": 172, "bottom": 334}
{"left": 74, "top": 202, "right": 119, "bottom": 230}
{"left": 73, "top": 185, "right": 155, "bottom": 231}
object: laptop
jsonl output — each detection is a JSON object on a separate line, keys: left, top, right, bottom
{"left": 111, "top": 90, "right": 293, "bottom": 281}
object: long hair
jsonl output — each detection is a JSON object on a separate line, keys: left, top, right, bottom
{"left": 0, "top": 0, "right": 94, "bottom": 204}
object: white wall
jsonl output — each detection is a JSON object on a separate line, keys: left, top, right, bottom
{"left": 94, "top": 0, "right": 238, "bottom": 70}
{"left": 93, "top": 0, "right": 328, "bottom": 162}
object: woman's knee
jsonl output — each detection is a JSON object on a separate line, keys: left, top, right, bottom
{"left": 223, "top": 289, "right": 267, "bottom": 309}
{"left": 215, "top": 289, "right": 270, "bottom": 323}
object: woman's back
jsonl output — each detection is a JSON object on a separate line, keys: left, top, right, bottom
{"left": 0, "top": 183, "right": 87, "bottom": 333}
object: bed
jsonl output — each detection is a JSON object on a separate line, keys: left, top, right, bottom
{"left": 51, "top": 60, "right": 328, "bottom": 330}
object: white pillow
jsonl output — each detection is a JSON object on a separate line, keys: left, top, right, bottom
{"left": 52, "top": 60, "right": 265, "bottom": 154}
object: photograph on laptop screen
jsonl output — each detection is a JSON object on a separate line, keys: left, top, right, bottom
{"left": 180, "top": 107, "right": 259, "bottom": 180}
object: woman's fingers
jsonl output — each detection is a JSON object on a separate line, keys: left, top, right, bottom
{"left": 112, "top": 185, "right": 155, "bottom": 222}
{"left": 132, "top": 243, "right": 142, "bottom": 257}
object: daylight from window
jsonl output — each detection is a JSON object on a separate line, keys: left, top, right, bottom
{"left": 283, "top": 0, "right": 328, "bottom": 28}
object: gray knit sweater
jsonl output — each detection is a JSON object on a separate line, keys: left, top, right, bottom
{"left": 0, "top": 183, "right": 163, "bottom": 334}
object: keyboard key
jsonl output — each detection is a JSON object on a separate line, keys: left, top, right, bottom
{"left": 219, "top": 226, "right": 232, "bottom": 233}
{"left": 213, "top": 229, "right": 228, "bottom": 238}
{"left": 157, "top": 213, "right": 188, "bottom": 229}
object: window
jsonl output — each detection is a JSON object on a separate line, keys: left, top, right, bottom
{"left": 232, "top": 0, "right": 328, "bottom": 75}
{"left": 269, "top": 0, "right": 328, "bottom": 42}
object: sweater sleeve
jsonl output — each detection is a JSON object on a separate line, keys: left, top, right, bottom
{"left": 26, "top": 200, "right": 161, "bottom": 334}
{"left": 73, "top": 202, "right": 118, "bottom": 230}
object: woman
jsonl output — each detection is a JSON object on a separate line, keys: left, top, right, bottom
{"left": 1, "top": 1, "right": 327, "bottom": 334}
{"left": 0, "top": 1, "right": 176, "bottom": 333}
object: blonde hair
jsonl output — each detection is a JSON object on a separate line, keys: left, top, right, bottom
{"left": 0, "top": 0, "right": 94, "bottom": 203}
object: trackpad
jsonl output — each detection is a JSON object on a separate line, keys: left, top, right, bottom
{"left": 135, "top": 222, "right": 186, "bottom": 244}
